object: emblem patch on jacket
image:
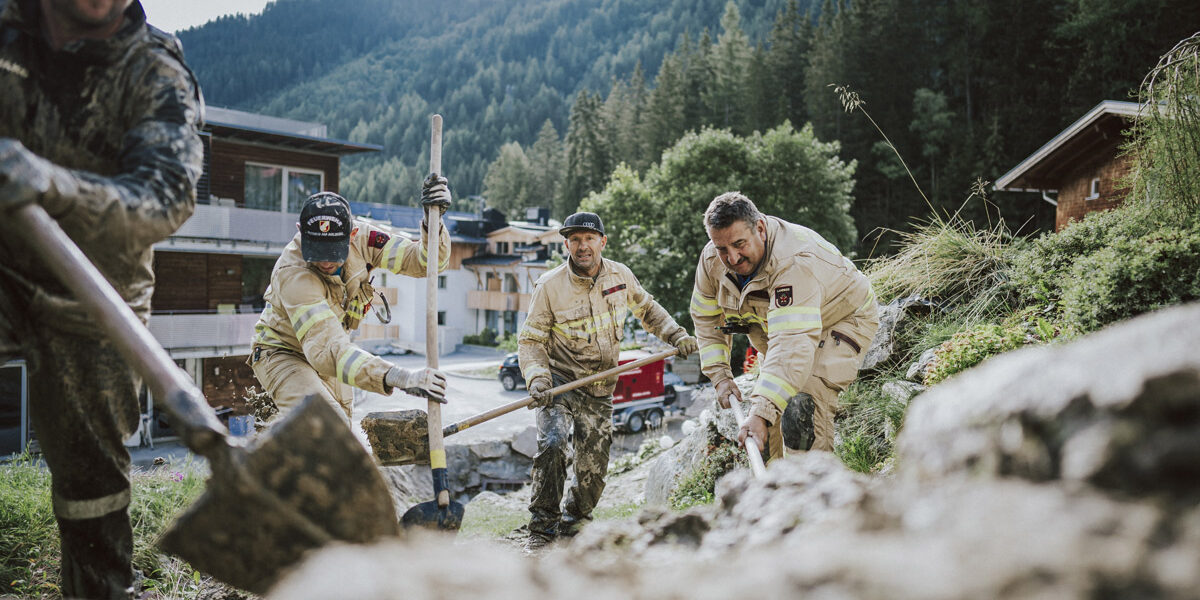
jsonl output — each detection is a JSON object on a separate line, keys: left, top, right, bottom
{"left": 775, "top": 285, "right": 793, "bottom": 307}
{"left": 602, "top": 283, "right": 627, "bottom": 296}
{"left": 368, "top": 231, "right": 390, "bottom": 249}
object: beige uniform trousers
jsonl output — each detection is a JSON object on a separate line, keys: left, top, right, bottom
{"left": 250, "top": 347, "right": 353, "bottom": 425}
{"left": 764, "top": 307, "right": 879, "bottom": 458}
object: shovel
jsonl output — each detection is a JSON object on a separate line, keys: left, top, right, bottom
{"left": 730, "top": 396, "right": 767, "bottom": 479}
{"left": 400, "top": 114, "right": 466, "bottom": 531}
{"left": 364, "top": 348, "right": 679, "bottom": 466}
{"left": 13, "top": 204, "right": 399, "bottom": 594}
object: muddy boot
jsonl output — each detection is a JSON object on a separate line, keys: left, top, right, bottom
{"left": 523, "top": 532, "right": 554, "bottom": 556}
{"left": 558, "top": 513, "right": 591, "bottom": 538}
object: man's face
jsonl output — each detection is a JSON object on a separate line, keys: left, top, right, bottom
{"left": 46, "top": 0, "right": 130, "bottom": 29}
{"left": 563, "top": 230, "right": 606, "bottom": 274}
{"left": 311, "top": 261, "right": 343, "bottom": 275}
{"left": 708, "top": 219, "right": 767, "bottom": 276}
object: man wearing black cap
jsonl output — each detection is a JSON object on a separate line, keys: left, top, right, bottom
{"left": 517, "top": 211, "right": 697, "bottom": 552}
{"left": 249, "top": 178, "right": 452, "bottom": 424}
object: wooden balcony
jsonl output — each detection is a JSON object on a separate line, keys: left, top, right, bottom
{"left": 467, "top": 290, "right": 530, "bottom": 312}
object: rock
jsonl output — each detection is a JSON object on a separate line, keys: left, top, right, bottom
{"left": 361, "top": 410, "right": 429, "bottom": 465}
{"left": 898, "top": 302, "right": 1200, "bottom": 496}
{"left": 644, "top": 424, "right": 710, "bottom": 506}
{"left": 861, "top": 296, "right": 938, "bottom": 371}
{"left": 881, "top": 380, "right": 924, "bottom": 406}
{"left": 477, "top": 457, "right": 532, "bottom": 482}
{"left": 680, "top": 419, "right": 699, "bottom": 437}
{"left": 905, "top": 347, "right": 938, "bottom": 382}
{"left": 657, "top": 434, "right": 675, "bottom": 450}
{"left": 469, "top": 439, "right": 510, "bottom": 459}
{"left": 510, "top": 426, "right": 538, "bottom": 458}
{"left": 377, "top": 464, "right": 432, "bottom": 515}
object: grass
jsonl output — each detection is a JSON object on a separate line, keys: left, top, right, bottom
{"left": 0, "top": 454, "right": 230, "bottom": 599}
{"left": 459, "top": 499, "right": 528, "bottom": 539}
{"left": 668, "top": 439, "right": 747, "bottom": 511}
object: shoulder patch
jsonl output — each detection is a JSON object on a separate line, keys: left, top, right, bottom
{"left": 368, "top": 230, "right": 390, "bottom": 249}
{"left": 774, "top": 285, "right": 793, "bottom": 307}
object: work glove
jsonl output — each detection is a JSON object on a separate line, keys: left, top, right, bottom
{"left": 420, "top": 173, "right": 451, "bottom": 215}
{"left": 0, "top": 139, "right": 53, "bottom": 211}
{"left": 526, "top": 377, "right": 553, "bottom": 410}
{"left": 385, "top": 366, "right": 447, "bottom": 403}
{"left": 672, "top": 334, "right": 698, "bottom": 358}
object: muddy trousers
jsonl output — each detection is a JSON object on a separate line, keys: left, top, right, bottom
{"left": 28, "top": 329, "right": 141, "bottom": 599}
{"left": 528, "top": 378, "right": 613, "bottom": 538}
{"left": 249, "top": 346, "right": 352, "bottom": 425}
{"left": 765, "top": 308, "right": 880, "bottom": 459}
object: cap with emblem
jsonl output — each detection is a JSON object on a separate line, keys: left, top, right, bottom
{"left": 299, "top": 192, "right": 352, "bottom": 263}
{"left": 559, "top": 211, "right": 605, "bottom": 237}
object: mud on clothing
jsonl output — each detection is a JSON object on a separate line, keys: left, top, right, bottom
{"left": 518, "top": 258, "right": 690, "bottom": 533}
{"left": 690, "top": 216, "right": 879, "bottom": 454}
{"left": 0, "top": 0, "right": 204, "bottom": 596}
{"left": 250, "top": 219, "right": 449, "bottom": 420}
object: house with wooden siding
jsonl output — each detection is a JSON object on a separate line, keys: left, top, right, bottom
{"left": 996, "top": 100, "right": 1142, "bottom": 231}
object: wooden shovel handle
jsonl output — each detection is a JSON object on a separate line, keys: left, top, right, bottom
{"left": 443, "top": 348, "right": 679, "bottom": 436}
{"left": 13, "top": 204, "right": 226, "bottom": 456}
{"left": 425, "top": 114, "right": 450, "bottom": 508}
{"left": 730, "top": 396, "right": 767, "bottom": 479}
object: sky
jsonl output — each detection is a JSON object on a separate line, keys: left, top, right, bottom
{"left": 140, "top": 0, "right": 273, "bottom": 34}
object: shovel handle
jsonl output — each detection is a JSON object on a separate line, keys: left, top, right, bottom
{"left": 730, "top": 396, "right": 767, "bottom": 479}
{"left": 443, "top": 348, "right": 678, "bottom": 436}
{"left": 13, "top": 204, "right": 226, "bottom": 455}
{"left": 425, "top": 114, "right": 450, "bottom": 509}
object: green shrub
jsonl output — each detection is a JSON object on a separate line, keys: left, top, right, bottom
{"left": 835, "top": 380, "right": 907, "bottom": 473}
{"left": 496, "top": 334, "right": 518, "bottom": 352}
{"left": 1060, "top": 226, "right": 1200, "bottom": 332}
{"left": 924, "top": 322, "right": 1025, "bottom": 385}
{"left": 462, "top": 327, "right": 499, "bottom": 346}
{"left": 669, "top": 438, "right": 747, "bottom": 510}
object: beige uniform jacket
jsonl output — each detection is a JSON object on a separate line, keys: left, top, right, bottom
{"left": 252, "top": 218, "right": 449, "bottom": 394}
{"left": 519, "top": 258, "right": 688, "bottom": 397}
{"left": 690, "top": 216, "right": 876, "bottom": 424}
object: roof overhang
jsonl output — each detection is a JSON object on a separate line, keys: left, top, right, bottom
{"left": 206, "top": 122, "right": 382, "bottom": 156}
{"left": 995, "top": 100, "right": 1144, "bottom": 192}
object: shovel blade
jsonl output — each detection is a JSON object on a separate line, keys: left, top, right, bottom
{"left": 400, "top": 499, "right": 465, "bottom": 531}
{"left": 158, "top": 395, "right": 400, "bottom": 594}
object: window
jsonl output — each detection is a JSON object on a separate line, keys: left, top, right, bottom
{"left": 437, "top": 311, "right": 447, "bottom": 326}
{"left": 496, "top": 241, "right": 509, "bottom": 254}
{"left": 438, "top": 275, "right": 447, "bottom": 289}
{"left": 244, "top": 163, "right": 324, "bottom": 212}
{"left": 1087, "top": 177, "right": 1101, "bottom": 200}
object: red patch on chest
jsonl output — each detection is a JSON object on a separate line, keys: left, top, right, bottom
{"left": 367, "top": 231, "right": 390, "bottom": 249}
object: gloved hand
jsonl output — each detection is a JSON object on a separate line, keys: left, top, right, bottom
{"left": 715, "top": 378, "right": 741, "bottom": 409}
{"left": 420, "top": 173, "right": 451, "bottom": 214}
{"left": 526, "top": 377, "right": 553, "bottom": 410}
{"left": 0, "top": 139, "right": 53, "bottom": 210}
{"left": 385, "top": 366, "right": 447, "bottom": 403}
{"left": 672, "top": 334, "right": 698, "bottom": 358}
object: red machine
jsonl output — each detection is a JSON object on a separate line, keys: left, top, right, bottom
{"left": 612, "top": 350, "right": 674, "bottom": 433}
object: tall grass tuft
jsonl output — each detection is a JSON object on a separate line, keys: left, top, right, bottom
{"left": 1132, "top": 31, "right": 1200, "bottom": 210}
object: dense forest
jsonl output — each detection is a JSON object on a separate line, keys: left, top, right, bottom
{"left": 179, "top": 0, "right": 1200, "bottom": 253}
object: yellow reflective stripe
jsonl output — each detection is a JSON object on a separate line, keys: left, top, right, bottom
{"left": 700, "top": 343, "right": 730, "bottom": 368}
{"left": 550, "top": 306, "right": 626, "bottom": 339}
{"left": 753, "top": 372, "right": 798, "bottom": 411}
{"left": 430, "top": 449, "right": 446, "bottom": 469}
{"left": 859, "top": 289, "right": 877, "bottom": 313}
{"left": 346, "top": 298, "right": 365, "bottom": 320}
{"left": 727, "top": 312, "right": 766, "bottom": 327}
{"left": 253, "top": 324, "right": 289, "bottom": 348}
{"left": 520, "top": 323, "right": 549, "bottom": 342}
{"left": 381, "top": 237, "right": 407, "bottom": 273}
{"left": 767, "top": 306, "right": 822, "bottom": 332}
{"left": 291, "top": 301, "right": 336, "bottom": 340}
{"left": 523, "top": 365, "right": 550, "bottom": 380}
{"left": 690, "top": 291, "right": 722, "bottom": 316}
{"left": 336, "top": 346, "right": 373, "bottom": 385}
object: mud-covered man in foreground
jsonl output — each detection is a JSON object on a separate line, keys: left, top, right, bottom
{"left": 0, "top": 0, "right": 203, "bottom": 596}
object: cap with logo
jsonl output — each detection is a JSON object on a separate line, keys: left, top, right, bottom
{"left": 559, "top": 211, "right": 605, "bottom": 237}
{"left": 299, "top": 192, "right": 352, "bottom": 263}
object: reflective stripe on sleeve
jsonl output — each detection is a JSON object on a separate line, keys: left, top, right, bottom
{"left": 53, "top": 488, "right": 130, "bottom": 521}
{"left": 753, "top": 372, "right": 798, "bottom": 411}
{"left": 291, "top": 301, "right": 336, "bottom": 341}
{"left": 253, "top": 323, "right": 289, "bottom": 348}
{"left": 336, "top": 346, "right": 374, "bottom": 385}
{"left": 520, "top": 323, "right": 549, "bottom": 342}
{"left": 690, "top": 290, "right": 722, "bottom": 316}
{"left": 381, "top": 236, "right": 407, "bottom": 273}
{"left": 523, "top": 365, "right": 550, "bottom": 381}
{"left": 766, "top": 306, "right": 822, "bottom": 333}
{"left": 700, "top": 343, "right": 730, "bottom": 368}
{"left": 346, "top": 298, "right": 365, "bottom": 320}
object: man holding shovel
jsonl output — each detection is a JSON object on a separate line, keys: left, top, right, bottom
{"left": 0, "top": 0, "right": 203, "bottom": 596}
{"left": 519, "top": 211, "right": 698, "bottom": 553}
{"left": 250, "top": 185, "right": 452, "bottom": 424}
{"left": 690, "top": 192, "right": 878, "bottom": 460}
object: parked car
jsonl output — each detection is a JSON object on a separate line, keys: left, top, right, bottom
{"left": 498, "top": 352, "right": 525, "bottom": 391}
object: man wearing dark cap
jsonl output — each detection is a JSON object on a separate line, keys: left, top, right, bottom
{"left": 518, "top": 211, "right": 697, "bottom": 553}
{"left": 250, "top": 179, "right": 452, "bottom": 424}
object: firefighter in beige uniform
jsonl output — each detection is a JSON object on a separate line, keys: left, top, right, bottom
{"left": 519, "top": 212, "right": 697, "bottom": 551}
{"left": 250, "top": 184, "right": 451, "bottom": 423}
{"left": 690, "top": 192, "right": 878, "bottom": 458}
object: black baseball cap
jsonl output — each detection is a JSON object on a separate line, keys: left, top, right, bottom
{"left": 559, "top": 212, "right": 605, "bottom": 237}
{"left": 299, "top": 192, "right": 352, "bottom": 263}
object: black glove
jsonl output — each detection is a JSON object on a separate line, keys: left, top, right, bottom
{"left": 0, "top": 139, "right": 52, "bottom": 211}
{"left": 420, "top": 173, "right": 451, "bottom": 214}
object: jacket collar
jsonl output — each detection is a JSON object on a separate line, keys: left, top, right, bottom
{"left": 566, "top": 256, "right": 610, "bottom": 287}
{"left": 7, "top": 0, "right": 148, "bottom": 64}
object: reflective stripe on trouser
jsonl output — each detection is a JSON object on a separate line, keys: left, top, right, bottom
{"left": 22, "top": 324, "right": 139, "bottom": 599}
{"left": 528, "top": 375, "right": 613, "bottom": 537}
{"left": 250, "top": 348, "right": 352, "bottom": 424}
